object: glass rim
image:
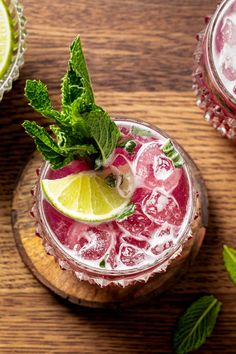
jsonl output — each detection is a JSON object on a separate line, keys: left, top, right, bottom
{"left": 0, "top": 0, "right": 27, "bottom": 101}
{"left": 207, "top": 0, "right": 236, "bottom": 107}
{"left": 37, "top": 117, "right": 197, "bottom": 278}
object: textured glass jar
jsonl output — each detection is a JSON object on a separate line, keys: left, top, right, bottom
{"left": 193, "top": 0, "right": 236, "bottom": 139}
{"left": 0, "top": 0, "right": 26, "bottom": 102}
{"left": 31, "top": 118, "right": 208, "bottom": 292}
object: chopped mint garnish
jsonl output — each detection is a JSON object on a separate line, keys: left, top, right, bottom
{"left": 132, "top": 126, "right": 152, "bottom": 137}
{"left": 119, "top": 139, "right": 136, "bottom": 154}
{"left": 105, "top": 173, "right": 117, "bottom": 188}
{"left": 23, "top": 35, "right": 120, "bottom": 170}
{"left": 223, "top": 245, "right": 236, "bottom": 286}
{"left": 116, "top": 203, "right": 136, "bottom": 221}
{"left": 99, "top": 254, "right": 109, "bottom": 268}
{"left": 174, "top": 295, "right": 222, "bottom": 354}
{"left": 161, "top": 139, "right": 184, "bottom": 168}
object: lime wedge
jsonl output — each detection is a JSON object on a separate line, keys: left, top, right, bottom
{"left": 42, "top": 172, "right": 130, "bottom": 222}
{"left": 0, "top": 0, "right": 13, "bottom": 78}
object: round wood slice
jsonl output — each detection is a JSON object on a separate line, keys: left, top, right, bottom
{"left": 11, "top": 152, "right": 197, "bottom": 308}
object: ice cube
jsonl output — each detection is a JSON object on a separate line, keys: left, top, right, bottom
{"left": 79, "top": 227, "right": 111, "bottom": 260}
{"left": 117, "top": 208, "right": 152, "bottom": 235}
{"left": 218, "top": 17, "right": 236, "bottom": 82}
{"left": 151, "top": 240, "right": 174, "bottom": 256}
{"left": 120, "top": 245, "right": 145, "bottom": 266}
{"left": 122, "top": 235, "right": 150, "bottom": 249}
{"left": 67, "top": 222, "right": 89, "bottom": 249}
{"left": 221, "top": 45, "right": 236, "bottom": 81}
{"left": 221, "top": 18, "right": 236, "bottom": 46}
{"left": 142, "top": 189, "right": 183, "bottom": 226}
{"left": 154, "top": 222, "right": 179, "bottom": 239}
{"left": 153, "top": 155, "right": 174, "bottom": 181}
{"left": 135, "top": 142, "right": 164, "bottom": 189}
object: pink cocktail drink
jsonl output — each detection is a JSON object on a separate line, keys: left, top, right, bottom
{"left": 193, "top": 0, "right": 236, "bottom": 138}
{"left": 33, "top": 118, "right": 207, "bottom": 290}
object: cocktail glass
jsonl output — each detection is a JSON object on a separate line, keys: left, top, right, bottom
{"left": 193, "top": 0, "right": 236, "bottom": 138}
{"left": 31, "top": 118, "right": 208, "bottom": 294}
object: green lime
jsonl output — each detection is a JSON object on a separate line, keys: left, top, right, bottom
{"left": 0, "top": 0, "right": 13, "bottom": 78}
{"left": 41, "top": 172, "right": 130, "bottom": 222}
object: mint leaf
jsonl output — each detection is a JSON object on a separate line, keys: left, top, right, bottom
{"left": 99, "top": 259, "right": 106, "bottom": 268}
{"left": 116, "top": 203, "right": 136, "bottom": 221}
{"left": 23, "top": 121, "right": 74, "bottom": 169}
{"left": 174, "top": 295, "right": 222, "bottom": 354}
{"left": 120, "top": 139, "right": 136, "bottom": 154}
{"left": 161, "top": 139, "right": 184, "bottom": 168}
{"left": 70, "top": 36, "right": 92, "bottom": 87}
{"left": 35, "top": 139, "right": 73, "bottom": 170}
{"left": 86, "top": 108, "right": 120, "bottom": 164}
{"left": 23, "top": 121, "right": 64, "bottom": 155}
{"left": 62, "top": 143, "right": 97, "bottom": 156}
{"left": 223, "top": 245, "right": 236, "bottom": 286}
{"left": 70, "top": 98, "right": 91, "bottom": 139}
{"left": 25, "top": 80, "right": 61, "bottom": 122}
{"left": 99, "top": 254, "right": 109, "bottom": 268}
{"left": 132, "top": 126, "right": 152, "bottom": 137}
{"left": 50, "top": 125, "right": 68, "bottom": 146}
{"left": 61, "top": 36, "right": 94, "bottom": 109}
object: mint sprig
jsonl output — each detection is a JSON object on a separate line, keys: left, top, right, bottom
{"left": 223, "top": 245, "right": 236, "bottom": 286}
{"left": 23, "top": 36, "right": 120, "bottom": 169}
{"left": 174, "top": 295, "right": 221, "bottom": 354}
{"left": 161, "top": 139, "right": 184, "bottom": 168}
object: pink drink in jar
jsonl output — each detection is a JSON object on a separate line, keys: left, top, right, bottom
{"left": 33, "top": 118, "right": 207, "bottom": 292}
{"left": 193, "top": 0, "right": 236, "bottom": 138}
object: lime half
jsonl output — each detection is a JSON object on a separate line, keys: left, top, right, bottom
{"left": 42, "top": 172, "right": 130, "bottom": 222}
{"left": 0, "top": 0, "right": 13, "bottom": 78}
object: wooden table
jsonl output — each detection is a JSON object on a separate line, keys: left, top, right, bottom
{"left": 1, "top": 0, "right": 236, "bottom": 352}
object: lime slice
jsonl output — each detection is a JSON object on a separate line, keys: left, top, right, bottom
{"left": 41, "top": 172, "right": 130, "bottom": 222}
{"left": 0, "top": 0, "right": 13, "bottom": 78}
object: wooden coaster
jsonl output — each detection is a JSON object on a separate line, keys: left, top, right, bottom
{"left": 11, "top": 152, "right": 197, "bottom": 308}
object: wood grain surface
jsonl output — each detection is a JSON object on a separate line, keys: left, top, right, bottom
{"left": 1, "top": 0, "right": 236, "bottom": 353}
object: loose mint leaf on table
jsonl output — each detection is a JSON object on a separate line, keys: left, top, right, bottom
{"left": 161, "top": 139, "right": 184, "bottom": 168}
{"left": 174, "top": 295, "right": 222, "bottom": 354}
{"left": 23, "top": 35, "right": 120, "bottom": 170}
{"left": 223, "top": 245, "right": 236, "bottom": 286}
